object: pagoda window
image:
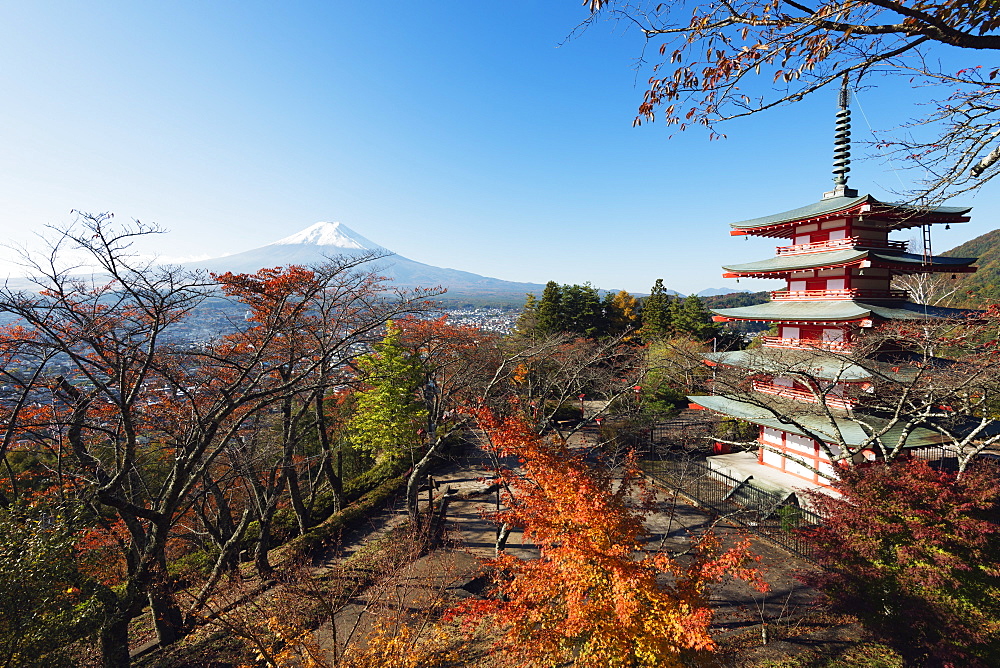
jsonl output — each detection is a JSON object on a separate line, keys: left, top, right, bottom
{"left": 826, "top": 278, "right": 846, "bottom": 290}
{"left": 781, "top": 326, "right": 800, "bottom": 339}
{"left": 828, "top": 229, "right": 847, "bottom": 240}
{"left": 790, "top": 279, "right": 808, "bottom": 291}
{"left": 822, "top": 328, "right": 844, "bottom": 342}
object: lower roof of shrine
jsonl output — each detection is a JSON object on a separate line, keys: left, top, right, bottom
{"left": 721, "top": 248, "right": 977, "bottom": 277}
{"left": 711, "top": 300, "right": 978, "bottom": 323}
{"left": 688, "top": 394, "right": 954, "bottom": 449}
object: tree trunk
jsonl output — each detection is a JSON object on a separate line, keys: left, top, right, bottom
{"left": 254, "top": 505, "right": 277, "bottom": 577}
{"left": 99, "top": 614, "right": 132, "bottom": 668}
{"left": 148, "top": 588, "right": 185, "bottom": 646}
{"left": 315, "top": 391, "right": 343, "bottom": 514}
{"left": 406, "top": 437, "right": 444, "bottom": 529}
{"left": 286, "top": 466, "right": 311, "bottom": 535}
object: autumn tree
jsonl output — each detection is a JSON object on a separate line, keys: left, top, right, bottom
{"left": 457, "top": 409, "right": 766, "bottom": 667}
{"left": 0, "top": 213, "right": 441, "bottom": 666}
{"left": 604, "top": 289, "right": 641, "bottom": 338}
{"left": 395, "top": 315, "right": 501, "bottom": 528}
{"left": 800, "top": 458, "right": 1000, "bottom": 667}
{"left": 582, "top": 0, "right": 1000, "bottom": 202}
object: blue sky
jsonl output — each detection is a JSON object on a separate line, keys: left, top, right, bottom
{"left": 0, "top": 2, "right": 994, "bottom": 296}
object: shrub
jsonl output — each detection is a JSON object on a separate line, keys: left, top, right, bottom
{"left": 800, "top": 458, "right": 1000, "bottom": 667}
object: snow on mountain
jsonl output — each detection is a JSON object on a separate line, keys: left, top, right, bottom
{"left": 184, "top": 221, "right": 547, "bottom": 303}
{"left": 268, "top": 221, "right": 384, "bottom": 252}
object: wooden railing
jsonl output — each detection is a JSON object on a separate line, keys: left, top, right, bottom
{"left": 752, "top": 380, "right": 855, "bottom": 409}
{"left": 775, "top": 237, "right": 908, "bottom": 255}
{"left": 770, "top": 288, "right": 908, "bottom": 301}
{"left": 760, "top": 336, "right": 850, "bottom": 352}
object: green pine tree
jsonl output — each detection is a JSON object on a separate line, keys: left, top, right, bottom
{"left": 671, "top": 295, "right": 718, "bottom": 341}
{"left": 641, "top": 279, "right": 672, "bottom": 340}
{"left": 535, "top": 281, "right": 565, "bottom": 336}
{"left": 515, "top": 293, "right": 540, "bottom": 338}
{"left": 562, "top": 283, "right": 605, "bottom": 337}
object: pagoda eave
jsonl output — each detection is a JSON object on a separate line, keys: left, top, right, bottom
{"left": 729, "top": 194, "right": 973, "bottom": 238}
{"left": 711, "top": 299, "right": 980, "bottom": 324}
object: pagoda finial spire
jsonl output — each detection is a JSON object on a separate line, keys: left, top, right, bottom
{"left": 824, "top": 73, "right": 858, "bottom": 199}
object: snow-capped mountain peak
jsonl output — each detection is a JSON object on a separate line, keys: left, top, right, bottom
{"left": 268, "top": 221, "right": 384, "bottom": 251}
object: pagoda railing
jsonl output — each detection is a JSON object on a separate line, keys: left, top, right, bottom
{"left": 770, "top": 288, "right": 909, "bottom": 301}
{"left": 760, "top": 336, "right": 850, "bottom": 352}
{"left": 752, "top": 379, "right": 855, "bottom": 409}
{"left": 775, "top": 237, "right": 908, "bottom": 256}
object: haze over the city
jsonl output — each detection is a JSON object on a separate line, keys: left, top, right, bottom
{"left": 0, "top": 2, "right": 993, "bottom": 296}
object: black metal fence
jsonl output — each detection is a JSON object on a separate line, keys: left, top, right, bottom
{"left": 641, "top": 457, "right": 825, "bottom": 562}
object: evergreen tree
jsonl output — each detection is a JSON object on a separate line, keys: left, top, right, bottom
{"left": 562, "top": 283, "right": 605, "bottom": 337}
{"left": 640, "top": 279, "right": 672, "bottom": 340}
{"left": 672, "top": 295, "right": 718, "bottom": 341}
{"left": 535, "top": 281, "right": 564, "bottom": 336}
{"left": 515, "top": 293, "right": 539, "bottom": 338}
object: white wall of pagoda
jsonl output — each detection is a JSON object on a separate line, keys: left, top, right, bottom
{"left": 758, "top": 426, "right": 840, "bottom": 487}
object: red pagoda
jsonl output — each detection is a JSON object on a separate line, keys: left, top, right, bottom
{"left": 688, "top": 82, "right": 979, "bottom": 493}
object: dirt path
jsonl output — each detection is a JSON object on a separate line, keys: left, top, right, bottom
{"left": 267, "top": 429, "right": 823, "bottom": 663}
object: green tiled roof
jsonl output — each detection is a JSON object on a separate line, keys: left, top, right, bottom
{"left": 687, "top": 394, "right": 950, "bottom": 448}
{"left": 711, "top": 300, "right": 977, "bottom": 322}
{"left": 731, "top": 196, "right": 869, "bottom": 231}
{"left": 704, "top": 349, "right": 874, "bottom": 381}
{"left": 722, "top": 249, "right": 977, "bottom": 275}
{"left": 730, "top": 194, "right": 972, "bottom": 231}
{"left": 722, "top": 249, "right": 865, "bottom": 274}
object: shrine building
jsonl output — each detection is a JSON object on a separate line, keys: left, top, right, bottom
{"left": 687, "top": 81, "right": 980, "bottom": 495}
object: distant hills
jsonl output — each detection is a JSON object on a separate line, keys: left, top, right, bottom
{"left": 941, "top": 228, "right": 1000, "bottom": 306}
{"left": 182, "top": 222, "right": 697, "bottom": 306}
{"left": 183, "top": 222, "right": 552, "bottom": 306}
{"left": 2, "top": 220, "right": 743, "bottom": 307}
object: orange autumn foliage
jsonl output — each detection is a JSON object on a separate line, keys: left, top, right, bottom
{"left": 456, "top": 408, "right": 767, "bottom": 668}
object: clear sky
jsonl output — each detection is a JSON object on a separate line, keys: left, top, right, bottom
{"left": 0, "top": 2, "right": 995, "bottom": 296}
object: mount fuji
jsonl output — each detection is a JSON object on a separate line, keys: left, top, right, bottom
{"left": 185, "top": 222, "right": 547, "bottom": 304}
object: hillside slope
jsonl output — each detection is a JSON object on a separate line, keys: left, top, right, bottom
{"left": 941, "top": 228, "right": 1000, "bottom": 305}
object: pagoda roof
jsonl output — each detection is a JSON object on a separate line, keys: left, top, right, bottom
{"left": 711, "top": 300, "right": 978, "bottom": 323}
{"left": 705, "top": 349, "right": 874, "bottom": 381}
{"left": 704, "top": 347, "right": 948, "bottom": 382}
{"left": 687, "top": 394, "right": 950, "bottom": 449}
{"left": 730, "top": 194, "right": 971, "bottom": 238}
{"left": 722, "top": 248, "right": 977, "bottom": 277}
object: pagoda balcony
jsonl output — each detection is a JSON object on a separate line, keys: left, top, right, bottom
{"left": 775, "top": 237, "right": 908, "bottom": 256}
{"left": 752, "top": 380, "right": 855, "bottom": 409}
{"left": 770, "top": 288, "right": 909, "bottom": 301}
{"left": 760, "top": 336, "right": 851, "bottom": 352}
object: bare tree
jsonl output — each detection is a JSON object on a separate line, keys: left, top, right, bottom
{"left": 581, "top": 0, "right": 1000, "bottom": 202}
